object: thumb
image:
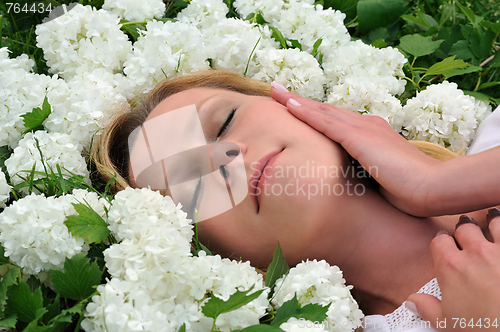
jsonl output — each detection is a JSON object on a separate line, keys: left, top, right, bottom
{"left": 406, "top": 293, "right": 443, "bottom": 329}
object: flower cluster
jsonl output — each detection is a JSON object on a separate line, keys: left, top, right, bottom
{"left": 0, "top": 189, "right": 108, "bottom": 275}
{"left": 5, "top": 131, "right": 89, "bottom": 194}
{"left": 83, "top": 188, "right": 270, "bottom": 332}
{"left": 273, "top": 260, "right": 364, "bottom": 332}
{"left": 402, "top": 81, "right": 491, "bottom": 151}
{"left": 103, "top": 0, "right": 166, "bottom": 22}
{"left": 35, "top": 4, "right": 132, "bottom": 80}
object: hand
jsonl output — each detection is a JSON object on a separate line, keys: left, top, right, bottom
{"left": 270, "top": 82, "right": 442, "bottom": 217}
{"left": 406, "top": 210, "right": 500, "bottom": 330}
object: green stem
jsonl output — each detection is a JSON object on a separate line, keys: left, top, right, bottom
{"left": 121, "top": 21, "right": 146, "bottom": 26}
{"left": 74, "top": 313, "right": 84, "bottom": 332}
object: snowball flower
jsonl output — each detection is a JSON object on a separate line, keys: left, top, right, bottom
{"left": 0, "top": 189, "right": 108, "bottom": 274}
{"left": 103, "top": 0, "right": 165, "bottom": 21}
{"left": 123, "top": 20, "right": 209, "bottom": 95}
{"left": 5, "top": 131, "right": 88, "bottom": 194}
{"left": 35, "top": 4, "right": 132, "bottom": 80}
{"left": 252, "top": 48, "right": 327, "bottom": 101}
{"left": 273, "top": 260, "right": 363, "bottom": 332}
{"left": 202, "top": 18, "right": 279, "bottom": 76}
{"left": 234, "top": 0, "right": 284, "bottom": 22}
{"left": 402, "top": 81, "right": 492, "bottom": 152}
{"left": 0, "top": 48, "right": 56, "bottom": 148}
{"left": 177, "top": 0, "right": 229, "bottom": 29}
{"left": 0, "top": 172, "right": 11, "bottom": 208}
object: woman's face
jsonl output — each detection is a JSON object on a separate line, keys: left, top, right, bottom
{"left": 142, "top": 87, "right": 361, "bottom": 266}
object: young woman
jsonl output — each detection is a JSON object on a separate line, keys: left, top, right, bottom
{"left": 93, "top": 69, "right": 500, "bottom": 331}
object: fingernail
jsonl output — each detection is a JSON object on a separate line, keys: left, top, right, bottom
{"left": 289, "top": 98, "right": 301, "bottom": 106}
{"left": 456, "top": 215, "right": 478, "bottom": 230}
{"left": 486, "top": 207, "right": 500, "bottom": 224}
{"left": 271, "top": 81, "right": 288, "bottom": 92}
{"left": 436, "top": 230, "right": 448, "bottom": 237}
{"left": 405, "top": 301, "right": 419, "bottom": 316}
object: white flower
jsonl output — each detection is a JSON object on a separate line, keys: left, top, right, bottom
{"left": 402, "top": 81, "right": 492, "bottom": 152}
{"left": 103, "top": 0, "right": 165, "bottom": 21}
{"left": 0, "top": 172, "right": 11, "bottom": 209}
{"left": 123, "top": 20, "right": 209, "bottom": 95}
{"left": 271, "top": 3, "right": 350, "bottom": 57}
{"left": 43, "top": 73, "right": 128, "bottom": 151}
{"left": 252, "top": 48, "right": 326, "bottom": 100}
{"left": 0, "top": 49, "right": 57, "bottom": 148}
{"left": 234, "top": 0, "right": 284, "bottom": 23}
{"left": 5, "top": 131, "right": 89, "bottom": 194}
{"left": 0, "top": 189, "right": 108, "bottom": 275}
{"left": 202, "top": 18, "right": 279, "bottom": 76}
{"left": 35, "top": 4, "right": 132, "bottom": 80}
{"left": 273, "top": 260, "right": 364, "bottom": 332}
{"left": 177, "top": 0, "right": 229, "bottom": 29}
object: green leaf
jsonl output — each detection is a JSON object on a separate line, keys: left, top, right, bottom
{"left": 456, "top": 2, "right": 476, "bottom": 24}
{"left": 398, "top": 34, "right": 443, "bottom": 58}
{"left": 425, "top": 56, "right": 469, "bottom": 77}
{"left": 469, "top": 28, "right": 495, "bottom": 61}
{"left": 401, "top": 11, "right": 437, "bottom": 31}
{"left": 120, "top": 21, "right": 143, "bottom": 42}
{"left": 0, "top": 267, "right": 21, "bottom": 309}
{"left": 201, "top": 287, "right": 265, "bottom": 320}
{"left": 0, "top": 314, "right": 17, "bottom": 328}
{"left": 357, "top": 0, "right": 405, "bottom": 34}
{"left": 287, "top": 39, "right": 302, "bottom": 50}
{"left": 269, "top": 26, "right": 287, "bottom": 49}
{"left": 235, "top": 325, "right": 284, "bottom": 332}
{"left": 450, "top": 40, "right": 473, "bottom": 60}
{"left": 21, "top": 96, "right": 51, "bottom": 135}
{"left": 51, "top": 253, "right": 102, "bottom": 301}
{"left": 463, "top": 90, "right": 493, "bottom": 102}
{"left": 482, "top": 21, "right": 500, "bottom": 34}
{"left": 478, "top": 82, "right": 500, "bottom": 90}
{"left": 5, "top": 282, "right": 47, "bottom": 324}
{"left": 178, "top": 323, "right": 186, "bottom": 332}
{"left": 435, "top": 26, "right": 463, "bottom": 59}
{"left": 444, "top": 65, "right": 482, "bottom": 79}
{"left": 0, "top": 243, "right": 10, "bottom": 265}
{"left": 270, "top": 294, "right": 330, "bottom": 327}
{"left": 64, "top": 203, "right": 109, "bottom": 244}
{"left": 324, "top": 0, "right": 358, "bottom": 22}
{"left": 311, "top": 38, "right": 322, "bottom": 58}
{"left": 265, "top": 244, "right": 289, "bottom": 291}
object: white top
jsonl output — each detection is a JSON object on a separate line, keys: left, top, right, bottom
{"left": 363, "top": 105, "right": 500, "bottom": 331}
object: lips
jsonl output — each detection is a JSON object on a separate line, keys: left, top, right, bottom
{"left": 249, "top": 148, "right": 284, "bottom": 213}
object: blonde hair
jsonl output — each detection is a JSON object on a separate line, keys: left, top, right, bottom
{"left": 91, "top": 69, "right": 460, "bottom": 193}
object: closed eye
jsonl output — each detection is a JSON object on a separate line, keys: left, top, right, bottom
{"left": 216, "top": 108, "right": 237, "bottom": 139}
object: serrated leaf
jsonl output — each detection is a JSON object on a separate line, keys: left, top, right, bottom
{"left": 0, "top": 267, "right": 21, "bottom": 308}
{"left": 270, "top": 294, "right": 330, "bottom": 326}
{"left": 482, "top": 21, "right": 500, "bottom": 34}
{"left": 398, "top": 34, "right": 443, "bottom": 58}
{"left": 0, "top": 314, "right": 17, "bottom": 328}
{"left": 401, "top": 11, "right": 437, "bottom": 31}
{"left": 456, "top": 2, "right": 476, "bottom": 24}
{"left": 265, "top": 244, "right": 289, "bottom": 291}
{"left": 5, "top": 281, "right": 46, "bottom": 323}
{"left": 444, "top": 65, "right": 482, "bottom": 79}
{"left": 21, "top": 96, "right": 51, "bottom": 135}
{"left": 425, "top": 56, "right": 469, "bottom": 77}
{"left": 450, "top": 40, "right": 473, "bottom": 60}
{"left": 357, "top": 0, "right": 405, "bottom": 34}
{"left": 201, "top": 287, "right": 264, "bottom": 320}
{"left": 0, "top": 243, "right": 10, "bottom": 265}
{"left": 470, "top": 28, "right": 495, "bottom": 61}
{"left": 51, "top": 253, "right": 102, "bottom": 301}
{"left": 64, "top": 203, "right": 109, "bottom": 244}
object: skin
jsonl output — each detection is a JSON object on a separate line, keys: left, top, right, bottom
{"left": 131, "top": 87, "right": 492, "bottom": 316}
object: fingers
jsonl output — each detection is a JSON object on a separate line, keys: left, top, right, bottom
{"left": 270, "top": 81, "right": 324, "bottom": 110}
{"left": 430, "top": 232, "right": 460, "bottom": 266}
{"left": 406, "top": 294, "right": 442, "bottom": 329}
{"left": 487, "top": 209, "right": 500, "bottom": 242}
{"left": 454, "top": 220, "right": 486, "bottom": 248}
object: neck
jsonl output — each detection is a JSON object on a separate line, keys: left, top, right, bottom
{"left": 327, "top": 189, "right": 441, "bottom": 315}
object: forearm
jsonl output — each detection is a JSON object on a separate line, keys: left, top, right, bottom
{"left": 424, "top": 146, "right": 500, "bottom": 216}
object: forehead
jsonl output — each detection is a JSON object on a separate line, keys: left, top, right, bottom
{"left": 147, "top": 87, "right": 235, "bottom": 121}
